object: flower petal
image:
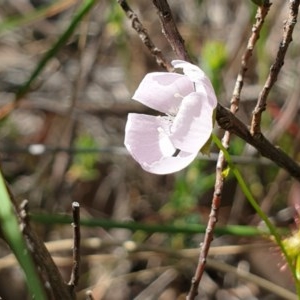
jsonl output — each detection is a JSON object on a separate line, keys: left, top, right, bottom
{"left": 124, "top": 113, "right": 199, "bottom": 174}
{"left": 172, "top": 60, "right": 218, "bottom": 108}
{"left": 132, "top": 72, "right": 194, "bottom": 115}
{"left": 141, "top": 151, "right": 198, "bottom": 175}
{"left": 172, "top": 60, "right": 206, "bottom": 82}
{"left": 124, "top": 113, "right": 176, "bottom": 166}
{"left": 170, "top": 92, "right": 215, "bottom": 153}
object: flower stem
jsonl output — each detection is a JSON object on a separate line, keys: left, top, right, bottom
{"left": 212, "top": 134, "right": 300, "bottom": 296}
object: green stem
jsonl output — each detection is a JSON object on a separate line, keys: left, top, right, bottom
{"left": 30, "top": 212, "right": 268, "bottom": 236}
{"left": 212, "top": 134, "right": 300, "bottom": 296}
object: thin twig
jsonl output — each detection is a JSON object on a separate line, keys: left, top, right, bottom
{"left": 147, "top": 1, "right": 217, "bottom": 298}
{"left": 188, "top": 4, "right": 272, "bottom": 297}
{"left": 68, "top": 202, "right": 81, "bottom": 293}
{"left": 230, "top": 2, "right": 271, "bottom": 114}
{"left": 152, "top": 0, "right": 191, "bottom": 61}
{"left": 18, "top": 200, "right": 73, "bottom": 300}
{"left": 117, "top": 0, "right": 173, "bottom": 71}
{"left": 187, "top": 193, "right": 222, "bottom": 300}
{"left": 250, "top": 0, "right": 300, "bottom": 135}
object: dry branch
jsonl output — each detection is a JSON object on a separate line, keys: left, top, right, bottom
{"left": 250, "top": 0, "right": 300, "bottom": 135}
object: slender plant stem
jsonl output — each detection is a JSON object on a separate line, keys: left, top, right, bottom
{"left": 230, "top": 1, "right": 271, "bottom": 114}
{"left": 152, "top": 0, "right": 191, "bottom": 61}
{"left": 68, "top": 202, "right": 81, "bottom": 293}
{"left": 212, "top": 134, "right": 300, "bottom": 296}
{"left": 30, "top": 212, "right": 263, "bottom": 236}
{"left": 18, "top": 200, "right": 74, "bottom": 299}
{"left": 117, "top": 0, "right": 172, "bottom": 71}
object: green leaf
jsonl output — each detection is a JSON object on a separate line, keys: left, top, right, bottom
{"left": 68, "top": 133, "right": 99, "bottom": 181}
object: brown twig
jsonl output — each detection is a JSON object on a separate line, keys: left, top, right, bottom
{"left": 117, "top": 0, "right": 173, "bottom": 71}
{"left": 18, "top": 200, "right": 73, "bottom": 300}
{"left": 68, "top": 202, "right": 81, "bottom": 294}
{"left": 221, "top": 1, "right": 271, "bottom": 190}
{"left": 188, "top": 5, "right": 273, "bottom": 295}
{"left": 152, "top": 0, "right": 191, "bottom": 61}
{"left": 230, "top": 2, "right": 271, "bottom": 114}
{"left": 186, "top": 192, "right": 222, "bottom": 300}
{"left": 189, "top": 6, "right": 272, "bottom": 295}
{"left": 250, "top": 0, "right": 300, "bottom": 135}
{"left": 146, "top": 1, "right": 220, "bottom": 298}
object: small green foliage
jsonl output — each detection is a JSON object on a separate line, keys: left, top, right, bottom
{"left": 201, "top": 41, "right": 227, "bottom": 94}
{"left": 68, "top": 133, "right": 99, "bottom": 181}
{"left": 166, "top": 160, "right": 215, "bottom": 225}
{"left": 202, "top": 41, "right": 227, "bottom": 72}
{"left": 106, "top": 2, "right": 126, "bottom": 44}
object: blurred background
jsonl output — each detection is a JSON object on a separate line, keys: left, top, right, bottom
{"left": 0, "top": 0, "right": 300, "bottom": 299}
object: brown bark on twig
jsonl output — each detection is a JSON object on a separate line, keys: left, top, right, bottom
{"left": 230, "top": 3, "right": 271, "bottom": 114}
{"left": 19, "top": 200, "right": 74, "bottom": 300}
{"left": 186, "top": 193, "right": 222, "bottom": 300}
{"left": 194, "top": 6, "right": 273, "bottom": 292}
{"left": 250, "top": 0, "right": 300, "bottom": 135}
{"left": 117, "top": 0, "right": 173, "bottom": 71}
{"left": 68, "top": 202, "right": 81, "bottom": 294}
{"left": 152, "top": 0, "right": 191, "bottom": 62}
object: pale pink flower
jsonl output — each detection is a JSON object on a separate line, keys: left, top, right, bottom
{"left": 124, "top": 60, "right": 217, "bottom": 174}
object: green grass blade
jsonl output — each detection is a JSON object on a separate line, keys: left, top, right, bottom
{"left": 0, "top": 171, "right": 46, "bottom": 299}
{"left": 31, "top": 212, "right": 265, "bottom": 237}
